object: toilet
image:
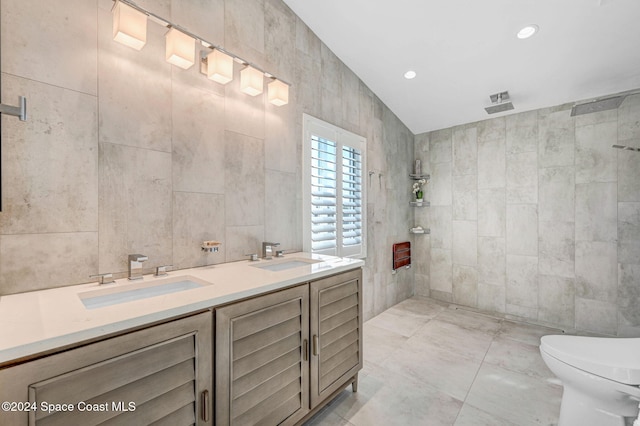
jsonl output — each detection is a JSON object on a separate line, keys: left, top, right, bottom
{"left": 540, "top": 335, "right": 640, "bottom": 426}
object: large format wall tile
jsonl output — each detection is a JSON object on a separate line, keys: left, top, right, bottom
{"left": 172, "top": 83, "right": 226, "bottom": 194}
{"left": 172, "top": 0, "right": 224, "bottom": 46}
{"left": 264, "top": 170, "right": 301, "bottom": 252}
{"left": 0, "top": 233, "right": 98, "bottom": 294}
{"left": 224, "top": 65, "right": 266, "bottom": 140}
{"left": 99, "top": 143, "right": 173, "bottom": 273}
{"left": 506, "top": 255, "right": 538, "bottom": 310}
{"left": 538, "top": 107, "right": 575, "bottom": 168}
{"left": 618, "top": 263, "right": 640, "bottom": 334}
{"left": 538, "top": 275, "right": 575, "bottom": 328}
{"left": 430, "top": 248, "right": 453, "bottom": 294}
{"left": 575, "top": 121, "right": 617, "bottom": 184}
{"left": 618, "top": 94, "right": 640, "bottom": 142}
{"left": 225, "top": 0, "right": 265, "bottom": 65}
{"left": 539, "top": 166, "right": 575, "bottom": 222}
{"left": 618, "top": 149, "right": 640, "bottom": 202}
{"left": 478, "top": 189, "right": 505, "bottom": 237}
{"left": 575, "top": 241, "right": 617, "bottom": 303}
{"left": 538, "top": 221, "right": 575, "bottom": 279}
{"left": 506, "top": 204, "right": 538, "bottom": 256}
{"left": 98, "top": 6, "right": 172, "bottom": 152}
{"left": 478, "top": 237, "right": 506, "bottom": 286}
{"left": 430, "top": 206, "right": 452, "bottom": 249}
{"left": 224, "top": 131, "right": 265, "bottom": 227}
{"left": 453, "top": 175, "right": 478, "bottom": 221}
{"left": 265, "top": 0, "right": 296, "bottom": 83}
{"left": 478, "top": 282, "right": 505, "bottom": 313}
{"left": 478, "top": 138, "right": 506, "bottom": 189}
{"left": 453, "top": 220, "right": 477, "bottom": 267}
{"left": 506, "top": 152, "right": 537, "bottom": 204}
{"left": 0, "top": 75, "right": 98, "bottom": 234}
{"left": 1, "top": 0, "right": 97, "bottom": 95}
{"left": 225, "top": 225, "right": 265, "bottom": 262}
{"left": 575, "top": 182, "right": 617, "bottom": 243}
{"left": 453, "top": 127, "right": 477, "bottom": 176}
{"left": 575, "top": 297, "right": 617, "bottom": 335}
{"left": 453, "top": 264, "right": 478, "bottom": 307}
{"left": 173, "top": 192, "right": 226, "bottom": 269}
{"left": 506, "top": 111, "right": 537, "bottom": 154}
{"left": 618, "top": 202, "right": 640, "bottom": 264}
{"left": 429, "top": 128, "right": 452, "bottom": 164}
{"left": 430, "top": 162, "right": 453, "bottom": 206}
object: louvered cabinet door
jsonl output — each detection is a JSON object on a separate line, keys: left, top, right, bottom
{"left": 309, "top": 269, "right": 363, "bottom": 408}
{"left": 216, "top": 285, "right": 310, "bottom": 426}
{"left": 0, "top": 311, "right": 213, "bottom": 426}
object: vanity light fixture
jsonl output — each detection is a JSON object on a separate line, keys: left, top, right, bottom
{"left": 112, "top": 0, "right": 147, "bottom": 50}
{"left": 241, "top": 65, "right": 264, "bottom": 96}
{"left": 165, "top": 28, "right": 195, "bottom": 69}
{"left": 110, "top": 0, "right": 290, "bottom": 105}
{"left": 517, "top": 24, "right": 539, "bottom": 39}
{"left": 205, "top": 49, "right": 234, "bottom": 84}
{"left": 268, "top": 78, "right": 290, "bottom": 106}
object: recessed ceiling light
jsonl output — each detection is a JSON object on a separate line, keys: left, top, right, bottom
{"left": 517, "top": 24, "right": 539, "bottom": 39}
{"left": 404, "top": 70, "right": 417, "bottom": 79}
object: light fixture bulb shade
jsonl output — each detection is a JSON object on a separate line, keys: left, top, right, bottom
{"left": 268, "top": 79, "right": 289, "bottom": 106}
{"left": 112, "top": 1, "right": 147, "bottom": 50}
{"left": 165, "top": 28, "right": 195, "bottom": 69}
{"left": 207, "top": 49, "right": 233, "bottom": 84}
{"left": 240, "top": 66, "right": 264, "bottom": 96}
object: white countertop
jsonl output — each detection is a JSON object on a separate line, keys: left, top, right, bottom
{"left": 0, "top": 253, "right": 364, "bottom": 365}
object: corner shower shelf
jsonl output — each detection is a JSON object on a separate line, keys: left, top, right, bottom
{"left": 410, "top": 201, "right": 430, "bottom": 207}
{"left": 410, "top": 173, "right": 430, "bottom": 180}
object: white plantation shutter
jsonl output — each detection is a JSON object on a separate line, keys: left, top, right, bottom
{"left": 303, "top": 114, "right": 366, "bottom": 258}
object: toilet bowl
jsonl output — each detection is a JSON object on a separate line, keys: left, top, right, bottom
{"left": 540, "top": 335, "right": 640, "bottom": 426}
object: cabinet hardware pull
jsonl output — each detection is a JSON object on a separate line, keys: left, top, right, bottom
{"left": 303, "top": 339, "right": 308, "bottom": 361}
{"left": 201, "top": 389, "right": 209, "bottom": 422}
{"left": 313, "top": 335, "right": 319, "bottom": 356}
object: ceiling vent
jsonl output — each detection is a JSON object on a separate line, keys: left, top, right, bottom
{"left": 485, "top": 91, "right": 514, "bottom": 114}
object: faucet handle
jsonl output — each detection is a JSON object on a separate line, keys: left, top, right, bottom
{"left": 154, "top": 265, "right": 173, "bottom": 277}
{"left": 245, "top": 253, "right": 259, "bottom": 261}
{"left": 90, "top": 273, "right": 115, "bottom": 285}
{"left": 128, "top": 254, "right": 148, "bottom": 262}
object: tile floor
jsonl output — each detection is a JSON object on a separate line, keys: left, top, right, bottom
{"left": 305, "top": 296, "right": 566, "bottom": 426}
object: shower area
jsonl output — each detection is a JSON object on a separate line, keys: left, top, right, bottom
{"left": 412, "top": 91, "right": 640, "bottom": 337}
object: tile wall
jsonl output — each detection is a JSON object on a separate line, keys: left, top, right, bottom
{"left": 0, "top": 0, "right": 414, "bottom": 320}
{"left": 414, "top": 96, "right": 640, "bottom": 336}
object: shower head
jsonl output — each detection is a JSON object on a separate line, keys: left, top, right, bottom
{"left": 485, "top": 91, "right": 514, "bottom": 114}
{"left": 570, "top": 95, "right": 626, "bottom": 116}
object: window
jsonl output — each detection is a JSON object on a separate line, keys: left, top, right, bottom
{"left": 302, "top": 114, "right": 366, "bottom": 258}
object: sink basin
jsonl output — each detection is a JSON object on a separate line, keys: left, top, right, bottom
{"left": 79, "top": 276, "right": 211, "bottom": 310}
{"left": 250, "top": 258, "right": 322, "bottom": 272}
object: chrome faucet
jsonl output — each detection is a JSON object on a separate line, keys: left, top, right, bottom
{"left": 261, "top": 242, "right": 280, "bottom": 259}
{"left": 128, "top": 254, "right": 148, "bottom": 280}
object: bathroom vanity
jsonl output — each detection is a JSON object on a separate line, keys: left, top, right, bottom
{"left": 0, "top": 253, "right": 363, "bottom": 426}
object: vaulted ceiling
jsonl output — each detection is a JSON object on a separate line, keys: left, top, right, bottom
{"left": 283, "top": 0, "right": 640, "bottom": 134}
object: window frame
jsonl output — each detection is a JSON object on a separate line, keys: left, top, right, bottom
{"left": 302, "top": 114, "right": 367, "bottom": 259}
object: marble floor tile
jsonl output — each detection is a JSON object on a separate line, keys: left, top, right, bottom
{"left": 381, "top": 340, "right": 483, "bottom": 400}
{"left": 364, "top": 307, "right": 432, "bottom": 337}
{"left": 362, "top": 323, "right": 408, "bottom": 366}
{"left": 464, "top": 363, "right": 562, "bottom": 426}
{"left": 304, "top": 296, "right": 563, "bottom": 426}
{"left": 412, "top": 319, "right": 494, "bottom": 361}
{"left": 454, "top": 404, "right": 519, "bottom": 426}
{"left": 331, "top": 364, "right": 463, "bottom": 426}
{"left": 483, "top": 336, "right": 555, "bottom": 380}
{"left": 497, "top": 320, "right": 562, "bottom": 346}
{"left": 435, "top": 307, "right": 503, "bottom": 335}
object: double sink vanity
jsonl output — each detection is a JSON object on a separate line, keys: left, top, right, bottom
{"left": 0, "top": 253, "right": 364, "bottom": 426}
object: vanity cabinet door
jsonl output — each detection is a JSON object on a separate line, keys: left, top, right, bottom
{"left": 216, "top": 285, "right": 310, "bottom": 426}
{"left": 309, "top": 268, "right": 363, "bottom": 408}
{"left": 0, "top": 311, "right": 213, "bottom": 426}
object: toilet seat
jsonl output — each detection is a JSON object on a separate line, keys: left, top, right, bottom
{"left": 541, "top": 335, "right": 640, "bottom": 385}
